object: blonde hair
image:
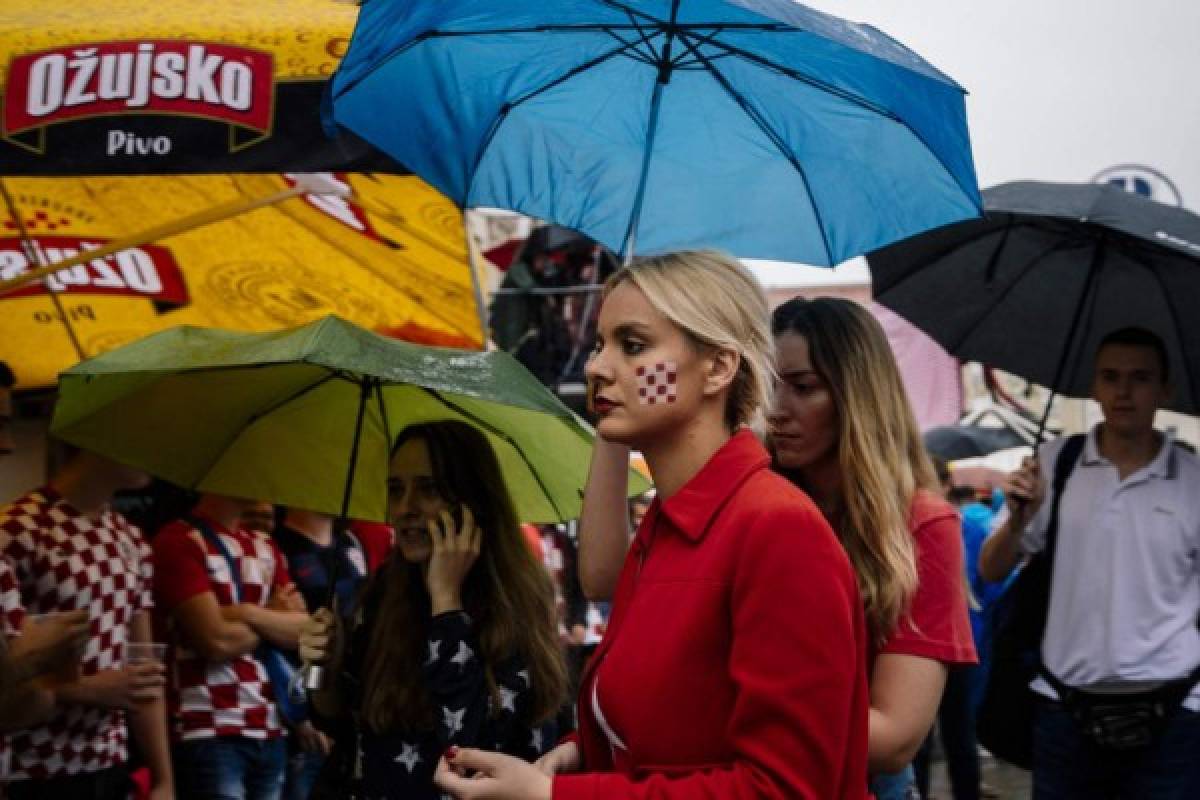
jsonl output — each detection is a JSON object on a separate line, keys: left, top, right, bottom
{"left": 771, "top": 297, "right": 936, "bottom": 643}
{"left": 606, "top": 250, "right": 774, "bottom": 430}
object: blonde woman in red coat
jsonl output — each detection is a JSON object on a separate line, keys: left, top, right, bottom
{"left": 434, "top": 251, "right": 871, "bottom": 800}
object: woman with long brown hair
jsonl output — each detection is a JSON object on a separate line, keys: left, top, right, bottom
{"left": 298, "top": 421, "right": 567, "bottom": 800}
{"left": 767, "top": 297, "right": 975, "bottom": 798}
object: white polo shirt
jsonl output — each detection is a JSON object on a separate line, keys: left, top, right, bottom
{"left": 1021, "top": 427, "right": 1200, "bottom": 709}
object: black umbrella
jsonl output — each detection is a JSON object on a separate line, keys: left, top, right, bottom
{"left": 923, "top": 424, "right": 1031, "bottom": 461}
{"left": 869, "top": 181, "right": 1200, "bottom": 418}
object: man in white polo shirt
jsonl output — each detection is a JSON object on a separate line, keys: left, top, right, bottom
{"left": 981, "top": 327, "right": 1200, "bottom": 798}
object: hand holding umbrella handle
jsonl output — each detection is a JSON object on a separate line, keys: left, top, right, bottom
{"left": 297, "top": 607, "right": 338, "bottom": 692}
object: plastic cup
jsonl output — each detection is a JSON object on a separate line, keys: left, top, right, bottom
{"left": 125, "top": 642, "right": 167, "bottom": 665}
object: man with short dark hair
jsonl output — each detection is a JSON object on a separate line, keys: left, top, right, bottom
{"left": 980, "top": 326, "right": 1200, "bottom": 797}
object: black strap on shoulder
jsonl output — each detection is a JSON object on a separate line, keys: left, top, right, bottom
{"left": 1043, "top": 433, "right": 1088, "bottom": 562}
{"left": 187, "top": 515, "right": 243, "bottom": 602}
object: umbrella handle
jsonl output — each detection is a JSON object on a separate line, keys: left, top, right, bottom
{"left": 297, "top": 662, "right": 325, "bottom": 693}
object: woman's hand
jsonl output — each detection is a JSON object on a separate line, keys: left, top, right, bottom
{"left": 425, "top": 506, "right": 482, "bottom": 615}
{"left": 534, "top": 741, "right": 581, "bottom": 777}
{"left": 434, "top": 748, "right": 552, "bottom": 800}
{"left": 298, "top": 608, "right": 337, "bottom": 665}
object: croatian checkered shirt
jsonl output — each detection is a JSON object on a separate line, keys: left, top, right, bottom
{"left": 0, "top": 488, "right": 153, "bottom": 781}
{"left": 153, "top": 517, "right": 289, "bottom": 742}
{"left": 1, "top": 556, "right": 26, "bottom": 780}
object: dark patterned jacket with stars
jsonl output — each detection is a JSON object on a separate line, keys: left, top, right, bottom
{"left": 313, "top": 598, "right": 550, "bottom": 800}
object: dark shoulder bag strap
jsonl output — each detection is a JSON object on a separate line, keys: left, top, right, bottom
{"left": 1043, "top": 434, "right": 1088, "bottom": 560}
{"left": 187, "top": 516, "right": 243, "bottom": 602}
{"left": 1036, "top": 434, "right": 1087, "bottom": 691}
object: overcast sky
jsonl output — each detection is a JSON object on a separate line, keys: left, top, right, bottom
{"left": 748, "top": 0, "right": 1199, "bottom": 286}
{"left": 803, "top": 0, "right": 1200, "bottom": 205}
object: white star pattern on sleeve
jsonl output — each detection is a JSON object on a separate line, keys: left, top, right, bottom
{"left": 517, "top": 669, "right": 530, "bottom": 686}
{"left": 450, "top": 640, "right": 473, "bottom": 668}
{"left": 442, "top": 706, "right": 466, "bottom": 736}
{"left": 498, "top": 687, "right": 517, "bottom": 713}
{"left": 427, "top": 640, "right": 441, "bottom": 665}
{"left": 530, "top": 728, "right": 543, "bottom": 752}
{"left": 394, "top": 742, "right": 421, "bottom": 773}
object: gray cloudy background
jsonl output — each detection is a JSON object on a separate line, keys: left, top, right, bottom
{"left": 801, "top": 0, "right": 1200, "bottom": 209}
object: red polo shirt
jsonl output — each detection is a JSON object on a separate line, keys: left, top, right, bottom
{"left": 555, "top": 430, "right": 870, "bottom": 800}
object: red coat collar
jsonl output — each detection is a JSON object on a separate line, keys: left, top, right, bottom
{"left": 650, "top": 429, "right": 771, "bottom": 543}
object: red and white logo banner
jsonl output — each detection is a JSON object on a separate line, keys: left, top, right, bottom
{"left": 4, "top": 41, "right": 274, "bottom": 136}
{"left": 0, "top": 236, "right": 189, "bottom": 306}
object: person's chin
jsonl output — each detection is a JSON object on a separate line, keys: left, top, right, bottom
{"left": 595, "top": 415, "right": 638, "bottom": 445}
{"left": 396, "top": 532, "right": 432, "bottom": 563}
{"left": 770, "top": 442, "right": 811, "bottom": 470}
{"left": 398, "top": 544, "right": 431, "bottom": 564}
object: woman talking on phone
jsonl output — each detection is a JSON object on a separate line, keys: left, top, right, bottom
{"left": 298, "top": 421, "right": 567, "bottom": 800}
{"left": 433, "top": 251, "right": 870, "bottom": 800}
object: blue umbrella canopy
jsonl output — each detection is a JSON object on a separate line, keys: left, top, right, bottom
{"left": 329, "top": 0, "right": 982, "bottom": 264}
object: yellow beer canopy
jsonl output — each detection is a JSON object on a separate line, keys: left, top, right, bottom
{"left": 0, "top": 173, "right": 484, "bottom": 389}
{"left": 1, "top": 1, "right": 488, "bottom": 390}
{"left": 0, "top": 0, "right": 357, "bottom": 84}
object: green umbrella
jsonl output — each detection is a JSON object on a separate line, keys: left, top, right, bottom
{"left": 52, "top": 315, "right": 648, "bottom": 523}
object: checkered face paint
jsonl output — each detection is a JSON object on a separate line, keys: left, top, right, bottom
{"left": 636, "top": 361, "right": 678, "bottom": 405}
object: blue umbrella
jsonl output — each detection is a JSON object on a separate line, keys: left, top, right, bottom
{"left": 328, "top": 0, "right": 982, "bottom": 265}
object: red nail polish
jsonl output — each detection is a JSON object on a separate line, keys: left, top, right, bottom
{"left": 446, "top": 746, "right": 459, "bottom": 761}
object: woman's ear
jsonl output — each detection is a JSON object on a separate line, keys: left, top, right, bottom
{"left": 702, "top": 347, "right": 740, "bottom": 398}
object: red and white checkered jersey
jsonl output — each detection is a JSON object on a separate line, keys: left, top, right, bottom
{"left": 0, "top": 555, "right": 22, "bottom": 637}
{"left": 153, "top": 516, "right": 290, "bottom": 742}
{"left": 1, "top": 555, "right": 25, "bottom": 780}
{"left": 0, "top": 488, "right": 153, "bottom": 780}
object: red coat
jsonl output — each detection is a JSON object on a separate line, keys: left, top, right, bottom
{"left": 554, "top": 431, "right": 870, "bottom": 800}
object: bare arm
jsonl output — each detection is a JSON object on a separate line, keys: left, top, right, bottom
{"left": 236, "top": 602, "right": 306, "bottom": 650}
{"left": 127, "top": 612, "right": 173, "bottom": 797}
{"left": 578, "top": 438, "right": 634, "bottom": 601}
{"left": 0, "top": 610, "right": 89, "bottom": 730}
{"left": 172, "top": 592, "right": 260, "bottom": 661}
{"left": 979, "top": 455, "right": 1044, "bottom": 584}
{"left": 0, "top": 642, "right": 56, "bottom": 732}
{"left": 867, "top": 654, "right": 947, "bottom": 774}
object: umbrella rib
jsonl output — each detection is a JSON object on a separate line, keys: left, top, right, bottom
{"left": 681, "top": 32, "right": 981, "bottom": 210}
{"left": 1121, "top": 248, "right": 1199, "bottom": 412}
{"left": 192, "top": 368, "right": 353, "bottom": 490}
{"left": 466, "top": 40, "right": 648, "bottom": 195}
{"left": 1034, "top": 240, "right": 1107, "bottom": 434}
{"left": 593, "top": 0, "right": 793, "bottom": 34}
{"left": 676, "top": 35, "right": 833, "bottom": 265}
{"left": 612, "top": 8, "right": 667, "bottom": 65}
{"left": 872, "top": 217, "right": 1043, "bottom": 294}
{"left": 421, "top": 388, "right": 567, "bottom": 522}
{"left": 619, "top": 0, "right": 681, "bottom": 259}
{"left": 375, "top": 380, "right": 393, "bottom": 451}
{"left": 947, "top": 239, "right": 1089, "bottom": 354}
{"left": 0, "top": 179, "right": 88, "bottom": 361}
{"left": 678, "top": 32, "right": 895, "bottom": 117}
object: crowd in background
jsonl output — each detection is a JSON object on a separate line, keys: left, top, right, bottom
{"left": 2, "top": 250, "right": 1197, "bottom": 800}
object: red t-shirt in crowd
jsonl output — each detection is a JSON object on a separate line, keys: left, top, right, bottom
{"left": 348, "top": 520, "right": 394, "bottom": 573}
{"left": 876, "top": 489, "right": 977, "bottom": 666}
{"left": 153, "top": 515, "right": 291, "bottom": 741}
